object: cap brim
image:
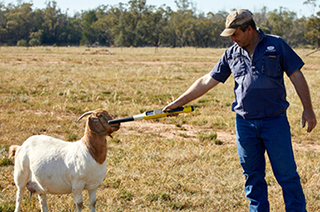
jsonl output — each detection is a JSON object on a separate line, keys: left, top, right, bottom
{"left": 220, "top": 28, "right": 236, "bottom": 37}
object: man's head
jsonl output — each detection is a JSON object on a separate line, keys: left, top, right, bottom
{"left": 221, "top": 9, "right": 259, "bottom": 49}
{"left": 220, "top": 9, "right": 255, "bottom": 37}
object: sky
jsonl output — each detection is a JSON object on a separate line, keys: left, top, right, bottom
{"left": 4, "top": 0, "right": 317, "bottom": 18}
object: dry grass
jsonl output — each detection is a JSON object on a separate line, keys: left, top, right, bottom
{"left": 0, "top": 47, "right": 320, "bottom": 211}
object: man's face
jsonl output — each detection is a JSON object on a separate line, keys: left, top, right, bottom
{"left": 230, "top": 27, "right": 250, "bottom": 48}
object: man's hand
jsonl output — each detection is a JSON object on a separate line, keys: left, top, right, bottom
{"left": 289, "top": 69, "right": 317, "bottom": 133}
{"left": 302, "top": 110, "right": 317, "bottom": 133}
{"left": 163, "top": 102, "right": 181, "bottom": 112}
{"left": 163, "top": 102, "right": 182, "bottom": 116}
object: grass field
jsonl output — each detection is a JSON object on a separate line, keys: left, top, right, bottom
{"left": 0, "top": 46, "right": 320, "bottom": 211}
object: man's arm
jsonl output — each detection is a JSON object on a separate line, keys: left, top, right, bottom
{"left": 289, "top": 69, "right": 317, "bottom": 132}
{"left": 163, "top": 74, "right": 220, "bottom": 111}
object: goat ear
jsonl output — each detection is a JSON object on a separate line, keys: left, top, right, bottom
{"left": 87, "top": 116, "right": 107, "bottom": 136}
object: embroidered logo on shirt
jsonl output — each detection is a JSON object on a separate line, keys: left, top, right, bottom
{"left": 266, "top": 46, "right": 276, "bottom": 52}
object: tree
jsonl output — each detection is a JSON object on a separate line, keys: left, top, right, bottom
{"left": 4, "top": 2, "right": 34, "bottom": 45}
{"left": 40, "top": 1, "right": 69, "bottom": 45}
{"left": 304, "top": 0, "right": 320, "bottom": 48}
{"left": 114, "top": 13, "right": 130, "bottom": 47}
{"left": 81, "top": 10, "right": 98, "bottom": 45}
{"left": 92, "top": 5, "right": 114, "bottom": 46}
{"left": 267, "top": 7, "right": 305, "bottom": 46}
{"left": 134, "top": 5, "right": 163, "bottom": 46}
{"left": 17, "top": 39, "right": 27, "bottom": 46}
{"left": 112, "top": 0, "right": 161, "bottom": 47}
{"left": 0, "top": 0, "right": 314, "bottom": 47}
{"left": 305, "top": 14, "right": 320, "bottom": 47}
{"left": 63, "top": 13, "right": 82, "bottom": 45}
{"left": 158, "top": 6, "right": 178, "bottom": 47}
{"left": 125, "top": 0, "right": 151, "bottom": 46}
{"left": 292, "top": 17, "right": 308, "bottom": 47}
{"left": 113, "top": 3, "right": 130, "bottom": 47}
{"left": 0, "top": 3, "right": 7, "bottom": 44}
{"left": 303, "top": 0, "right": 317, "bottom": 16}
{"left": 29, "top": 38, "right": 40, "bottom": 46}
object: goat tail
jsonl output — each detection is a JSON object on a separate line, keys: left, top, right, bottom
{"left": 8, "top": 145, "right": 21, "bottom": 160}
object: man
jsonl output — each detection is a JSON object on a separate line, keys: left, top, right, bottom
{"left": 163, "top": 9, "right": 317, "bottom": 211}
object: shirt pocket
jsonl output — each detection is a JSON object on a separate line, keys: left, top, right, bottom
{"left": 228, "top": 53, "right": 246, "bottom": 78}
{"left": 261, "top": 54, "right": 281, "bottom": 78}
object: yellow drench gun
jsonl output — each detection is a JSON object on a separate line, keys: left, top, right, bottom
{"left": 108, "top": 106, "right": 194, "bottom": 124}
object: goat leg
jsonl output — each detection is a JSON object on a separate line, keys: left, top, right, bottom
{"left": 88, "top": 189, "right": 97, "bottom": 212}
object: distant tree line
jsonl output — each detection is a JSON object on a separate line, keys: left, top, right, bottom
{"left": 1, "top": 0, "right": 320, "bottom": 48}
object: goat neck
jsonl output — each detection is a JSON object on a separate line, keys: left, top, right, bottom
{"left": 82, "top": 126, "right": 107, "bottom": 164}
{"left": 78, "top": 109, "right": 120, "bottom": 164}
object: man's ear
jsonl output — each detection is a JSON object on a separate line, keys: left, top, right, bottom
{"left": 87, "top": 116, "right": 107, "bottom": 136}
{"left": 247, "top": 25, "right": 254, "bottom": 34}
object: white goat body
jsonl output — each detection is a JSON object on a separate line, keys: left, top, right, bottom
{"left": 15, "top": 135, "right": 107, "bottom": 194}
{"left": 9, "top": 109, "right": 120, "bottom": 212}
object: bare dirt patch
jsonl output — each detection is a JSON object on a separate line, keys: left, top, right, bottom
{"left": 120, "top": 121, "right": 320, "bottom": 152}
{"left": 121, "top": 121, "right": 234, "bottom": 145}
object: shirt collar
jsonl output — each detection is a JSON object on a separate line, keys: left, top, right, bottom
{"left": 257, "top": 28, "right": 266, "bottom": 43}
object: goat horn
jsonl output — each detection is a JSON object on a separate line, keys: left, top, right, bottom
{"left": 76, "top": 111, "right": 94, "bottom": 123}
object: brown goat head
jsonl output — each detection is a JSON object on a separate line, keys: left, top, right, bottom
{"left": 76, "top": 109, "right": 120, "bottom": 137}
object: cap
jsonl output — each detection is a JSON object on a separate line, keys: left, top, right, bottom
{"left": 220, "top": 9, "right": 253, "bottom": 37}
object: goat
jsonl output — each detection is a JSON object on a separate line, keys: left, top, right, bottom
{"left": 9, "top": 109, "right": 120, "bottom": 212}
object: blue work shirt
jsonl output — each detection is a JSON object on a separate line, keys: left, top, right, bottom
{"left": 209, "top": 29, "right": 304, "bottom": 119}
